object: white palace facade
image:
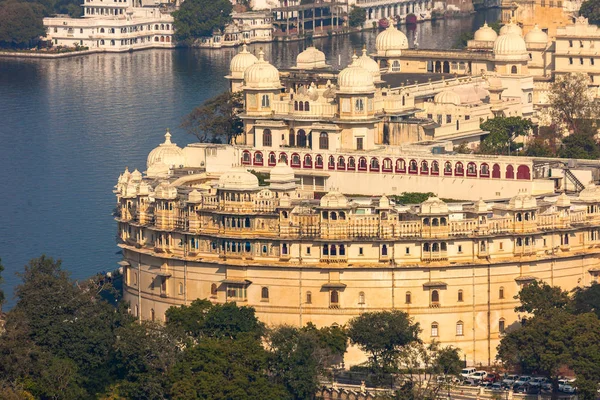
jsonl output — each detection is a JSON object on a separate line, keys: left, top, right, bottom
{"left": 115, "top": 25, "right": 600, "bottom": 366}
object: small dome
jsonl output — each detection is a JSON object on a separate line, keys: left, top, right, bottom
{"left": 524, "top": 24, "right": 548, "bottom": 44}
{"left": 320, "top": 191, "right": 349, "bottom": 208}
{"left": 474, "top": 22, "right": 498, "bottom": 42}
{"left": 578, "top": 184, "right": 600, "bottom": 202}
{"left": 270, "top": 160, "right": 295, "bottom": 182}
{"left": 154, "top": 182, "right": 178, "bottom": 200}
{"left": 230, "top": 44, "right": 258, "bottom": 79}
{"left": 420, "top": 196, "right": 449, "bottom": 214}
{"left": 434, "top": 89, "right": 462, "bottom": 105}
{"left": 499, "top": 21, "right": 523, "bottom": 36}
{"left": 218, "top": 167, "right": 259, "bottom": 191}
{"left": 243, "top": 49, "right": 281, "bottom": 89}
{"left": 379, "top": 194, "right": 390, "bottom": 208}
{"left": 555, "top": 192, "right": 571, "bottom": 208}
{"left": 375, "top": 23, "right": 409, "bottom": 56}
{"left": 188, "top": 189, "right": 203, "bottom": 203}
{"left": 354, "top": 48, "right": 381, "bottom": 81}
{"left": 508, "top": 193, "right": 537, "bottom": 209}
{"left": 337, "top": 59, "right": 375, "bottom": 94}
{"left": 130, "top": 169, "right": 142, "bottom": 181}
{"left": 474, "top": 198, "right": 488, "bottom": 213}
{"left": 493, "top": 32, "right": 528, "bottom": 60}
{"left": 147, "top": 130, "right": 185, "bottom": 176}
{"left": 296, "top": 46, "right": 327, "bottom": 69}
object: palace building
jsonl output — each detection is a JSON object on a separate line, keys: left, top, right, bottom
{"left": 116, "top": 23, "right": 600, "bottom": 365}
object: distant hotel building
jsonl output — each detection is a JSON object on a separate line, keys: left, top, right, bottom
{"left": 43, "top": 0, "right": 174, "bottom": 51}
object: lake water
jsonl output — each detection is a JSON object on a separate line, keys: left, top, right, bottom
{"left": 0, "top": 9, "right": 499, "bottom": 309}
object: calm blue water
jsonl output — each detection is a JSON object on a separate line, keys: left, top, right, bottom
{"left": 0, "top": 9, "right": 499, "bottom": 309}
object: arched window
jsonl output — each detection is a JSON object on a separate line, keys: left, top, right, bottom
{"left": 409, "top": 159, "right": 418, "bottom": 173}
{"left": 499, "top": 286, "right": 505, "bottom": 299}
{"left": 330, "top": 290, "right": 339, "bottom": 305}
{"left": 455, "top": 162, "right": 464, "bottom": 176}
{"left": 458, "top": 289, "right": 463, "bottom": 302}
{"left": 305, "top": 101, "right": 310, "bottom": 111}
{"left": 420, "top": 160, "right": 429, "bottom": 174}
{"left": 381, "top": 244, "right": 388, "bottom": 256}
{"left": 444, "top": 161, "right": 452, "bottom": 175}
{"left": 467, "top": 162, "right": 477, "bottom": 176}
{"left": 306, "top": 291, "right": 312, "bottom": 304}
{"left": 297, "top": 130, "right": 307, "bottom": 147}
{"left": 291, "top": 153, "right": 301, "bottom": 167}
{"left": 517, "top": 165, "right": 531, "bottom": 180}
{"left": 396, "top": 158, "right": 406, "bottom": 173}
{"left": 492, "top": 163, "right": 501, "bottom": 178}
{"left": 511, "top": 65, "right": 518, "bottom": 74}
{"left": 261, "top": 287, "right": 269, "bottom": 300}
{"left": 431, "top": 161, "right": 439, "bottom": 175}
{"left": 279, "top": 153, "right": 288, "bottom": 164}
{"left": 358, "top": 157, "right": 367, "bottom": 170}
{"left": 506, "top": 165, "right": 515, "bottom": 179}
{"left": 319, "top": 132, "right": 329, "bottom": 149}
{"left": 289, "top": 130, "right": 295, "bottom": 147}
{"left": 348, "top": 157, "right": 356, "bottom": 170}
{"left": 382, "top": 158, "right": 392, "bottom": 172}
{"left": 391, "top": 60, "right": 401, "bottom": 72}
{"left": 480, "top": 163, "right": 490, "bottom": 177}
{"left": 303, "top": 154, "right": 312, "bottom": 168}
{"left": 328, "top": 155, "right": 335, "bottom": 169}
{"left": 261, "top": 94, "right": 270, "bottom": 108}
{"left": 315, "top": 154, "right": 323, "bottom": 168}
{"left": 299, "top": 101, "right": 304, "bottom": 111}
{"left": 431, "top": 289, "right": 440, "bottom": 303}
{"left": 528, "top": 93, "right": 533, "bottom": 103}
{"left": 254, "top": 151, "right": 263, "bottom": 165}
{"left": 211, "top": 283, "right": 218, "bottom": 296}
{"left": 337, "top": 156, "right": 345, "bottom": 169}
{"left": 262, "top": 129, "right": 272, "bottom": 147}
{"left": 178, "top": 282, "right": 184, "bottom": 295}
{"left": 431, "top": 322, "right": 439, "bottom": 337}
{"left": 456, "top": 321, "right": 464, "bottom": 336}
{"left": 370, "top": 158, "right": 380, "bottom": 171}
{"left": 405, "top": 291, "right": 412, "bottom": 304}
{"left": 294, "top": 101, "right": 298, "bottom": 111}
{"left": 358, "top": 291, "right": 365, "bottom": 305}
{"left": 268, "top": 152, "right": 276, "bottom": 166}
{"left": 355, "top": 98, "right": 364, "bottom": 112}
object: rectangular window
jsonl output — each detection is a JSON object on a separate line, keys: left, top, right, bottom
{"left": 306, "top": 247, "right": 311, "bottom": 255}
{"left": 431, "top": 324, "right": 438, "bottom": 337}
{"left": 456, "top": 323, "right": 463, "bottom": 336}
{"left": 226, "top": 284, "right": 247, "bottom": 300}
{"left": 356, "top": 137, "right": 364, "bottom": 150}
{"left": 359, "top": 247, "right": 364, "bottom": 255}
{"left": 465, "top": 115, "right": 470, "bottom": 120}
{"left": 427, "top": 113, "right": 433, "bottom": 119}
{"left": 405, "top": 247, "right": 410, "bottom": 255}
{"left": 499, "top": 242, "right": 503, "bottom": 250}
{"left": 458, "top": 245, "right": 462, "bottom": 253}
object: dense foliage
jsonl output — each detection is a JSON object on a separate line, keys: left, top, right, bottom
{"left": 181, "top": 91, "right": 244, "bottom": 143}
{"left": 0, "top": 1, "right": 46, "bottom": 49}
{"left": 172, "top": 0, "right": 232, "bottom": 44}
{"left": 348, "top": 5, "right": 367, "bottom": 28}
{"left": 479, "top": 116, "right": 533, "bottom": 155}
{"left": 497, "top": 281, "right": 600, "bottom": 399}
{"left": 580, "top": 0, "right": 600, "bottom": 25}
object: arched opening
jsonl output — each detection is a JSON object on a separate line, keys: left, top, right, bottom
{"left": 289, "top": 130, "right": 295, "bottom": 147}
{"left": 319, "top": 132, "right": 329, "bottom": 149}
{"left": 499, "top": 286, "right": 505, "bottom": 299}
{"left": 306, "top": 291, "right": 312, "bottom": 304}
{"left": 511, "top": 65, "right": 518, "bottom": 74}
{"left": 431, "top": 322, "right": 439, "bottom": 336}
{"left": 262, "top": 129, "right": 272, "bottom": 147}
{"left": 456, "top": 321, "right": 464, "bottom": 336}
{"left": 506, "top": 165, "right": 515, "bottom": 179}
{"left": 358, "top": 291, "right": 365, "bottom": 305}
{"left": 443, "top": 61, "right": 450, "bottom": 73}
{"left": 261, "top": 287, "right": 269, "bottom": 300}
{"left": 431, "top": 289, "right": 439, "bottom": 303}
{"left": 330, "top": 290, "right": 339, "bottom": 305}
{"left": 458, "top": 289, "right": 463, "bottom": 302}
{"left": 517, "top": 165, "right": 531, "bottom": 180}
{"left": 405, "top": 291, "right": 412, "bottom": 304}
{"left": 297, "top": 130, "right": 307, "bottom": 147}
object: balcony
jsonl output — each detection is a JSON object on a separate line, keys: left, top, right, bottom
{"left": 421, "top": 251, "right": 448, "bottom": 261}
{"left": 320, "top": 256, "right": 348, "bottom": 264}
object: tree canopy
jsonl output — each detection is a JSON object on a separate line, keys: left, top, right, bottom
{"left": 172, "top": 0, "right": 233, "bottom": 43}
{"left": 547, "top": 72, "right": 600, "bottom": 134}
{"left": 479, "top": 116, "right": 533, "bottom": 155}
{"left": 0, "top": 1, "right": 46, "bottom": 49}
{"left": 348, "top": 6, "right": 366, "bottom": 28}
{"left": 181, "top": 91, "right": 244, "bottom": 144}
{"left": 580, "top": 0, "right": 600, "bottom": 25}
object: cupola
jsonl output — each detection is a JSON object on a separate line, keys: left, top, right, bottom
{"left": 243, "top": 49, "right": 281, "bottom": 90}
{"left": 229, "top": 44, "right": 258, "bottom": 79}
{"left": 375, "top": 23, "right": 409, "bottom": 56}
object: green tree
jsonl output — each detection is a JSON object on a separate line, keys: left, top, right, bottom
{"left": 547, "top": 72, "right": 600, "bottom": 134}
{"left": 390, "top": 192, "right": 436, "bottom": 204}
{"left": 347, "top": 310, "right": 420, "bottom": 376}
{"left": 181, "top": 91, "right": 244, "bottom": 144}
{"left": 580, "top": 0, "right": 600, "bottom": 25}
{"left": 480, "top": 116, "right": 533, "bottom": 155}
{"left": 572, "top": 282, "right": 600, "bottom": 318}
{"left": 172, "top": 0, "right": 232, "bottom": 43}
{"left": 559, "top": 131, "right": 600, "bottom": 159}
{"left": 348, "top": 6, "right": 366, "bottom": 28}
{"left": 169, "top": 336, "right": 288, "bottom": 399}
{"left": 514, "top": 280, "right": 570, "bottom": 316}
{"left": 564, "top": 312, "right": 600, "bottom": 400}
{"left": 0, "top": 1, "right": 46, "bottom": 49}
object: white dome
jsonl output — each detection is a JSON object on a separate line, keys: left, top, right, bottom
{"left": 474, "top": 22, "right": 498, "bottom": 42}
{"left": 296, "top": 46, "right": 327, "bottom": 69}
{"left": 320, "top": 191, "right": 349, "bottom": 208}
{"left": 375, "top": 23, "right": 409, "bottom": 56}
{"left": 130, "top": 168, "right": 142, "bottom": 181}
{"left": 147, "top": 130, "right": 185, "bottom": 176}
{"left": 188, "top": 189, "right": 203, "bottom": 203}
{"left": 499, "top": 21, "right": 523, "bottom": 36}
{"left": 354, "top": 48, "right": 381, "bottom": 81}
{"left": 270, "top": 160, "right": 295, "bottom": 182}
{"left": 218, "top": 167, "right": 259, "bottom": 191}
{"left": 508, "top": 193, "right": 537, "bottom": 209}
{"left": 524, "top": 24, "right": 548, "bottom": 44}
{"left": 493, "top": 32, "right": 528, "bottom": 61}
{"left": 337, "top": 58, "right": 375, "bottom": 94}
{"left": 243, "top": 49, "right": 281, "bottom": 89}
{"left": 434, "top": 89, "right": 462, "bottom": 105}
{"left": 420, "top": 196, "right": 449, "bottom": 214}
{"left": 230, "top": 44, "right": 258, "bottom": 79}
{"left": 579, "top": 184, "right": 600, "bottom": 202}
{"left": 154, "top": 182, "right": 178, "bottom": 200}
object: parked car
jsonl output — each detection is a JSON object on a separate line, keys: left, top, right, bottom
{"left": 484, "top": 373, "right": 500, "bottom": 383}
{"left": 502, "top": 374, "right": 519, "bottom": 387}
{"left": 529, "top": 376, "right": 546, "bottom": 388}
{"left": 514, "top": 375, "right": 532, "bottom": 388}
{"left": 470, "top": 371, "right": 487, "bottom": 381}
{"left": 461, "top": 368, "right": 476, "bottom": 379}
{"left": 462, "top": 378, "right": 479, "bottom": 386}
{"left": 480, "top": 381, "right": 493, "bottom": 389}
{"left": 514, "top": 383, "right": 540, "bottom": 394}
{"left": 558, "top": 378, "right": 576, "bottom": 392}
{"left": 491, "top": 382, "right": 504, "bottom": 392}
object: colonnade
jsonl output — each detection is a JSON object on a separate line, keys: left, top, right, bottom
{"left": 354, "top": 0, "right": 432, "bottom": 21}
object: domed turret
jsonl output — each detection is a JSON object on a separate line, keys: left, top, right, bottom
{"left": 337, "top": 58, "right": 375, "bottom": 94}
{"left": 508, "top": 193, "right": 537, "bottom": 209}
{"left": 130, "top": 169, "right": 142, "bottom": 181}
{"left": 229, "top": 44, "right": 258, "bottom": 79}
{"left": 420, "top": 196, "right": 449, "bottom": 214}
{"left": 434, "top": 89, "right": 462, "bottom": 106}
{"left": 493, "top": 32, "right": 528, "bottom": 61}
{"left": 267, "top": 161, "right": 297, "bottom": 191}
{"left": 218, "top": 167, "right": 259, "bottom": 191}
{"left": 474, "top": 22, "right": 498, "bottom": 42}
{"left": 375, "top": 23, "right": 409, "bottom": 56}
{"left": 354, "top": 48, "right": 381, "bottom": 81}
{"left": 499, "top": 21, "right": 523, "bottom": 36}
{"left": 296, "top": 46, "right": 327, "bottom": 69}
{"left": 154, "top": 182, "right": 178, "bottom": 200}
{"left": 524, "top": 24, "right": 548, "bottom": 44}
{"left": 188, "top": 189, "right": 203, "bottom": 203}
{"left": 147, "top": 130, "right": 185, "bottom": 177}
{"left": 320, "top": 191, "right": 349, "bottom": 208}
{"left": 243, "top": 49, "right": 281, "bottom": 89}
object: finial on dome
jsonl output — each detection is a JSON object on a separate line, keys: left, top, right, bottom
{"left": 258, "top": 48, "right": 265, "bottom": 61}
{"left": 483, "top": 21, "right": 488, "bottom": 27}
{"left": 164, "top": 129, "right": 172, "bottom": 144}
{"left": 362, "top": 47, "right": 368, "bottom": 56}
{"left": 352, "top": 51, "right": 358, "bottom": 63}
{"left": 241, "top": 43, "right": 248, "bottom": 52}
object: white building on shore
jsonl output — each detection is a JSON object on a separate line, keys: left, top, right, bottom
{"left": 43, "top": 0, "right": 175, "bottom": 51}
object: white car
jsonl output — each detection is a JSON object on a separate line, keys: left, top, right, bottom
{"left": 461, "top": 368, "right": 476, "bottom": 379}
{"left": 563, "top": 384, "right": 576, "bottom": 394}
{"left": 470, "top": 371, "right": 487, "bottom": 381}
{"left": 502, "top": 374, "right": 519, "bottom": 387}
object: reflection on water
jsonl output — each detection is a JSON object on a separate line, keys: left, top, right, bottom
{"left": 0, "top": 9, "right": 499, "bottom": 308}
